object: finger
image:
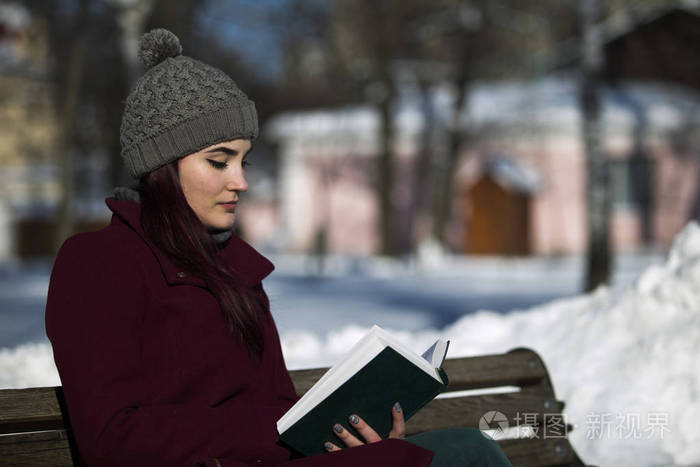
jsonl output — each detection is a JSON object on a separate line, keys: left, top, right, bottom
{"left": 324, "top": 441, "right": 341, "bottom": 452}
{"left": 333, "top": 423, "right": 363, "bottom": 447}
{"left": 348, "top": 414, "right": 382, "bottom": 443}
{"left": 388, "top": 402, "right": 406, "bottom": 439}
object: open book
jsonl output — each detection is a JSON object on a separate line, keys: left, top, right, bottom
{"left": 277, "top": 325, "right": 450, "bottom": 456}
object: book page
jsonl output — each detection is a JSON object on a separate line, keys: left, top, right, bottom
{"left": 421, "top": 340, "right": 439, "bottom": 365}
{"left": 421, "top": 339, "right": 450, "bottom": 368}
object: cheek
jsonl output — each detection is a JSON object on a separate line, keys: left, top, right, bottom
{"left": 181, "top": 169, "right": 221, "bottom": 203}
{"left": 198, "top": 173, "right": 225, "bottom": 198}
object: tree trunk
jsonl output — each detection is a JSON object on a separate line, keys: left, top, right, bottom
{"left": 377, "top": 78, "right": 397, "bottom": 256}
{"left": 54, "top": 0, "right": 89, "bottom": 254}
{"left": 580, "top": 0, "right": 612, "bottom": 291}
{"left": 109, "top": 0, "right": 156, "bottom": 188}
{"left": 432, "top": 76, "right": 469, "bottom": 249}
{"left": 401, "top": 80, "right": 436, "bottom": 255}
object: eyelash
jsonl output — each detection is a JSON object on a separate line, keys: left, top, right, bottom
{"left": 207, "top": 159, "right": 227, "bottom": 170}
{"left": 206, "top": 158, "right": 251, "bottom": 170}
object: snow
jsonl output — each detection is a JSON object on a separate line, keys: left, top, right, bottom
{"left": 0, "top": 341, "right": 60, "bottom": 388}
{"left": 1, "top": 224, "right": 699, "bottom": 466}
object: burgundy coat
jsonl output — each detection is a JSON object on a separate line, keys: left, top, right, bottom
{"left": 45, "top": 198, "right": 434, "bottom": 467}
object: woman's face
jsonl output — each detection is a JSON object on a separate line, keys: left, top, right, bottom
{"left": 177, "top": 138, "right": 251, "bottom": 231}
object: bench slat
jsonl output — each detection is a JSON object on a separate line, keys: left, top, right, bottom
{"left": 287, "top": 368, "right": 327, "bottom": 395}
{"left": 406, "top": 393, "right": 564, "bottom": 435}
{"left": 0, "top": 349, "right": 583, "bottom": 466}
{"left": 290, "top": 350, "right": 550, "bottom": 396}
{"left": 442, "top": 350, "right": 549, "bottom": 391}
{"left": 498, "top": 437, "right": 576, "bottom": 467}
{"left": 0, "top": 431, "right": 575, "bottom": 467}
{"left": 0, "top": 387, "right": 66, "bottom": 434}
{"left": 0, "top": 430, "right": 76, "bottom": 466}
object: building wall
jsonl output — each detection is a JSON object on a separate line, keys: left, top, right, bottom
{"left": 266, "top": 79, "right": 700, "bottom": 256}
{"left": 652, "top": 146, "right": 700, "bottom": 244}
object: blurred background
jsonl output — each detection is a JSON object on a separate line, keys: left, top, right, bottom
{"left": 2, "top": 1, "right": 700, "bottom": 464}
{"left": 3, "top": 0, "right": 699, "bottom": 332}
{"left": 5, "top": 0, "right": 700, "bottom": 338}
{"left": 2, "top": 0, "right": 699, "bottom": 267}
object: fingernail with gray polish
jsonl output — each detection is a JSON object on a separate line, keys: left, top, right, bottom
{"left": 324, "top": 442, "right": 334, "bottom": 451}
{"left": 333, "top": 423, "right": 343, "bottom": 433}
{"left": 394, "top": 402, "right": 402, "bottom": 413}
{"left": 349, "top": 414, "right": 360, "bottom": 425}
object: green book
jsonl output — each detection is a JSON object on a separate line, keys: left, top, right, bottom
{"left": 277, "top": 325, "right": 449, "bottom": 457}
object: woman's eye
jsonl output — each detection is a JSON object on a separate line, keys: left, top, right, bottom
{"left": 207, "top": 159, "right": 227, "bottom": 170}
{"left": 242, "top": 158, "right": 251, "bottom": 169}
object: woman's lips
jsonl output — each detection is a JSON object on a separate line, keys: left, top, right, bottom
{"left": 219, "top": 202, "right": 237, "bottom": 211}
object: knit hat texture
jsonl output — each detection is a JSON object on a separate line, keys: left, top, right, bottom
{"left": 120, "top": 28, "right": 258, "bottom": 179}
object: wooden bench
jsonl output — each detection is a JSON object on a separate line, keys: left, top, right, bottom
{"left": 0, "top": 347, "right": 586, "bottom": 466}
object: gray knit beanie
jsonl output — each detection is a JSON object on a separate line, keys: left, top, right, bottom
{"left": 120, "top": 28, "right": 258, "bottom": 179}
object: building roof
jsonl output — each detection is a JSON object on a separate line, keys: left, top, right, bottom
{"left": 482, "top": 156, "right": 541, "bottom": 195}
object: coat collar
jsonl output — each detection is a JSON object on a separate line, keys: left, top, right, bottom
{"left": 105, "top": 197, "right": 274, "bottom": 288}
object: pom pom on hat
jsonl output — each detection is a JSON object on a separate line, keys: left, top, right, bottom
{"left": 138, "top": 28, "right": 183, "bottom": 69}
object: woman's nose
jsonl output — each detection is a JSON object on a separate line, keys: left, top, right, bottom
{"left": 227, "top": 169, "right": 248, "bottom": 192}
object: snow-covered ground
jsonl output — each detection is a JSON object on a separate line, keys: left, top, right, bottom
{"left": 1, "top": 225, "right": 698, "bottom": 466}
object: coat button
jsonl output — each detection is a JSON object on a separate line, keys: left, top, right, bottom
{"left": 176, "top": 271, "right": 186, "bottom": 278}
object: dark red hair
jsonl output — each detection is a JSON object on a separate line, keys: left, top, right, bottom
{"left": 138, "top": 162, "right": 265, "bottom": 358}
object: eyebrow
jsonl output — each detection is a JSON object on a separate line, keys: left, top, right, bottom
{"left": 205, "top": 146, "right": 239, "bottom": 156}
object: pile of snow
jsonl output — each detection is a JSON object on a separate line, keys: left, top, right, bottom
{"left": 432, "top": 222, "right": 700, "bottom": 466}
{"left": 2, "top": 223, "right": 699, "bottom": 466}
{"left": 0, "top": 341, "right": 60, "bottom": 388}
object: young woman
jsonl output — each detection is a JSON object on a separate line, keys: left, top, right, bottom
{"left": 45, "top": 29, "right": 511, "bottom": 467}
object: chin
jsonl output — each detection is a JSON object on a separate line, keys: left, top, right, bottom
{"left": 214, "top": 217, "right": 236, "bottom": 231}
{"left": 201, "top": 215, "right": 235, "bottom": 232}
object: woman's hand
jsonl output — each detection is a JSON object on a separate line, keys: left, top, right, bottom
{"left": 324, "top": 402, "right": 405, "bottom": 452}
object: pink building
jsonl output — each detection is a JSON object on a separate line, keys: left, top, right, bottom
{"left": 257, "top": 78, "right": 700, "bottom": 256}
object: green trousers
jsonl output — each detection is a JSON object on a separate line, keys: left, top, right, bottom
{"left": 405, "top": 428, "right": 513, "bottom": 467}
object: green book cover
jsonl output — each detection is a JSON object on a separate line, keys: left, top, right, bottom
{"left": 279, "top": 346, "right": 449, "bottom": 457}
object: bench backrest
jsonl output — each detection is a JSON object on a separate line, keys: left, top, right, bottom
{"left": 0, "top": 347, "right": 584, "bottom": 466}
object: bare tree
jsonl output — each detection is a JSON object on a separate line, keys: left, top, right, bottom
{"left": 106, "top": 0, "right": 155, "bottom": 186}
{"left": 580, "top": 0, "right": 612, "bottom": 291}
{"left": 108, "top": 0, "right": 156, "bottom": 82}
{"left": 53, "top": 0, "right": 90, "bottom": 254}
{"left": 419, "top": 0, "right": 550, "bottom": 251}
{"left": 330, "top": 0, "right": 420, "bottom": 256}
